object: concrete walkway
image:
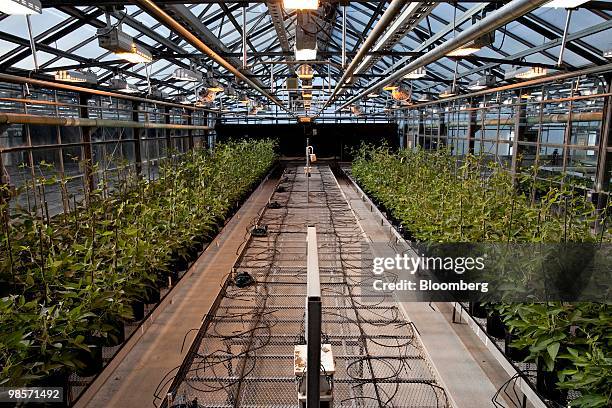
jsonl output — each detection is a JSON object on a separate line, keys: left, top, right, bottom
{"left": 336, "top": 175, "right": 512, "bottom": 408}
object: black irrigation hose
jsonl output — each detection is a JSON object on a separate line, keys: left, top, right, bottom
{"left": 160, "top": 165, "right": 450, "bottom": 408}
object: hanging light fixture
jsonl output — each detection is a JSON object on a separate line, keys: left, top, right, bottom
{"left": 404, "top": 67, "right": 427, "bottom": 79}
{"left": 172, "top": 68, "right": 203, "bottom": 82}
{"left": 504, "top": 66, "right": 548, "bottom": 80}
{"left": 301, "top": 79, "right": 313, "bottom": 89}
{"left": 351, "top": 105, "right": 363, "bottom": 116}
{"left": 206, "top": 78, "right": 224, "bottom": 93}
{"left": 55, "top": 70, "right": 98, "bottom": 84}
{"left": 417, "top": 94, "right": 431, "bottom": 102}
{"left": 205, "top": 70, "right": 224, "bottom": 92}
{"left": 446, "top": 32, "right": 494, "bottom": 57}
{"left": 468, "top": 74, "right": 496, "bottom": 91}
{"left": 283, "top": 0, "right": 318, "bottom": 10}
{"left": 439, "top": 84, "right": 458, "bottom": 98}
{"left": 383, "top": 83, "right": 399, "bottom": 91}
{"left": 149, "top": 85, "right": 167, "bottom": 99}
{"left": 295, "top": 11, "right": 317, "bottom": 60}
{"left": 391, "top": 87, "right": 411, "bottom": 102}
{"left": 239, "top": 93, "right": 250, "bottom": 105}
{"left": 296, "top": 64, "right": 314, "bottom": 80}
{"left": 367, "top": 90, "right": 380, "bottom": 98}
{"left": 109, "top": 77, "right": 140, "bottom": 93}
{"left": 200, "top": 89, "right": 216, "bottom": 103}
{"left": 0, "top": 0, "right": 41, "bottom": 14}
{"left": 604, "top": 48, "right": 612, "bottom": 59}
{"left": 98, "top": 26, "right": 153, "bottom": 64}
{"left": 226, "top": 86, "right": 237, "bottom": 99}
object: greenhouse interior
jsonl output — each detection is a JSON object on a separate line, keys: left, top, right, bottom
{"left": 0, "top": 0, "right": 611, "bottom": 407}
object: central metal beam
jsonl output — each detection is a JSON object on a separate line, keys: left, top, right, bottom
{"left": 133, "top": 0, "right": 287, "bottom": 111}
{"left": 338, "top": 0, "right": 551, "bottom": 111}
{"left": 325, "top": 0, "right": 406, "bottom": 110}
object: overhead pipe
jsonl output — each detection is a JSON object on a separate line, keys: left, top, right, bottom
{"left": 0, "top": 113, "right": 212, "bottom": 131}
{"left": 0, "top": 72, "right": 216, "bottom": 112}
{"left": 342, "top": 5, "right": 347, "bottom": 69}
{"left": 392, "top": 63, "right": 612, "bottom": 111}
{"left": 132, "top": 0, "right": 287, "bottom": 112}
{"left": 323, "top": 0, "right": 407, "bottom": 110}
{"left": 338, "top": 0, "right": 551, "bottom": 112}
{"left": 442, "top": 112, "right": 603, "bottom": 127}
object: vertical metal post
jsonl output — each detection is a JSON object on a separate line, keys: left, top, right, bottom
{"left": 557, "top": 8, "right": 572, "bottom": 68}
{"left": 164, "top": 105, "right": 172, "bottom": 156}
{"left": 242, "top": 4, "right": 248, "bottom": 70}
{"left": 187, "top": 111, "right": 195, "bottom": 150}
{"left": 132, "top": 101, "right": 143, "bottom": 175}
{"left": 306, "top": 226, "right": 321, "bottom": 408}
{"left": 79, "top": 93, "right": 95, "bottom": 194}
{"left": 342, "top": 5, "right": 347, "bottom": 69}
{"left": 25, "top": 15, "right": 38, "bottom": 71}
{"left": 595, "top": 76, "right": 612, "bottom": 229}
{"left": 466, "top": 99, "right": 476, "bottom": 154}
{"left": 511, "top": 92, "right": 527, "bottom": 185}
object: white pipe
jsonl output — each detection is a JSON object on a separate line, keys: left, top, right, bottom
{"left": 338, "top": 0, "right": 551, "bottom": 111}
{"left": 325, "top": 0, "right": 407, "bottom": 109}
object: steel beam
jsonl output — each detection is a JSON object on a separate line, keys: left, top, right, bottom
{"left": 338, "top": 0, "right": 555, "bottom": 111}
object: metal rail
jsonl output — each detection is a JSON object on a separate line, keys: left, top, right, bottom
{"left": 133, "top": 0, "right": 288, "bottom": 112}
{"left": 0, "top": 113, "right": 211, "bottom": 130}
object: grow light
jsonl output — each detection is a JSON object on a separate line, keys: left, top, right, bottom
{"left": 417, "top": 94, "right": 431, "bottom": 102}
{"left": 98, "top": 27, "right": 152, "bottom": 64}
{"left": 404, "top": 67, "right": 426, "bottom": 79}
{"left": 505, "top": 66, "right": 548, "bottom": 80}
{"left": 207, "top": 78, "right": 224, "bottom": 93}
{"left": 468, "top": 74, "right": 495, "bottom": 91}
{"left": 446, "top": 33, "right": 494, "bottom": 57}
{"left": 297, "top": 64, "right": 314, "bottom": 80}
{"left": 172, "top": 68, "right": 203, "bottom": 82}
{"left": 200, "top": 89, "right": 216, "bottom": 103}
{"left": 295, "top": 47, "right": 317, "bottom": 61}
{"left": 239, "top": 94, "right": 250, "bottom": 105}
{"left": 55, "top": 70, "right": 98, "bottom": 84}
{"left": 0, "top": 0, "right": 41, "bottom": 14}
{"left": 383, "top": 83, "right": 399, "bottom": 91}
{"left": 110, "top": 77, "right": 140, "bottom": 93}
{"left": 391, "top": 87, "right": 411, "bottom": 102}
{"left": 283, "top": 0, "right": 318, "bottom": 10}
{"left": 604, "top": 48, "right": 612, "bottom": 59}
{"left": 543, "top": 0, "right": 590, "bottom": 8}
{"left": 439, "top": 85, "right": 458, "bottom": 98}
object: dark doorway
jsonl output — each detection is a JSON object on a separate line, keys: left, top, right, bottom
{"left": 216, "top": 123, "right": 398, "bottom": 160}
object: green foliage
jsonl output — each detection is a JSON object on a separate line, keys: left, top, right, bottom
{"left": 0, "top": 140, "right": 277, "bottom": 386}
{"left": 352, "top": 146, "right": 611, "bottom": 407}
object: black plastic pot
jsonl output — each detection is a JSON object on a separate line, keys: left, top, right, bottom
{"left": 536, "top": 360, "right": 568, "bottom": 404}
{"left": 168, "top": 253, "right": 188, "bottom": 273}
{"left": 504, "top": 330, "right": 529, "bottom": 362}
{"left": 94, "top": 320, "right": 126, "bottom": 347}
{"left": 130, "top": 300, "right": 145, "bottom": 321}
{"left": 145, "top": 285, "right": 161, "bottom": 304}
{"left": 469, "top": 301, "right": 488, "bottom": 319}
{"left": 76, "top": 345, "right": 103, "bottom": 377}
{"left": 486, "top": 311, "right": 506, "bottom": 339}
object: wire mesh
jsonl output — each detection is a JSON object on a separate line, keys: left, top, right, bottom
{"left": 162, "top": 165, "right": 449, "bottom": 408}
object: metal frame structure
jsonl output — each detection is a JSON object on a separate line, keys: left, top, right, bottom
{"left": 0, "top": 1, "right": 610, "bottom": 206}
{"left": 0, "top": 1, "right": 609, "bottom": 116}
